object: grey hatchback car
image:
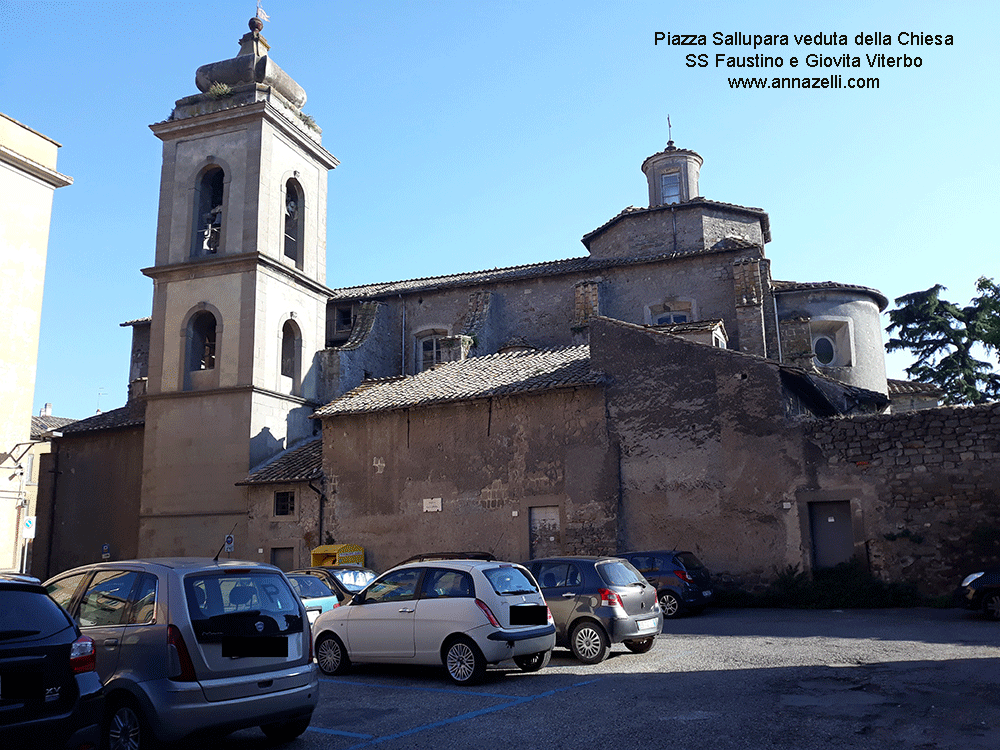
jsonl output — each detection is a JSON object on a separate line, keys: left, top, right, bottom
{"left": 44, "top": 558, "right": 318, "bottom": 749}
{"left": 526, "top": 556, "right": 662, "bottom": 663}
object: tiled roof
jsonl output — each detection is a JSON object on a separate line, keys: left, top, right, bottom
{"left": 771, "top": 280, "right": 888, "bottom": 311}
{"left": 119, "top": 317, "right": 151, "bottom": 327}
{"left": 238, "top": 438, "right": 323, "bottom": 486}
{"left": 327, "top": 245, "right": 753, "bottom": 302}
{"left": 30, "top": 415, "right": 78, "bottom": 439}
{"left": 59, "top": 401, "right": 146, "bottom": 435}
{"left": 314, "top": 345, "right": 602, "bottom": 417}
{"left": 887, "top": 378, "right": 943, "bottom": 396}
{"left": 581, "top": 196, "right": 772, "bottom": 248}
{"left": 651, "top": 319, "right": 726, "bottom": 335}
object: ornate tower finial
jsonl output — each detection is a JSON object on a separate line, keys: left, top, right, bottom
{"left": 666, "top": 115, "right": 675, "bottom": 150}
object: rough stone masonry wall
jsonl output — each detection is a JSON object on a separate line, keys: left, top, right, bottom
{"left": 807, "top": 402, "right": 1000, "bottom": 596}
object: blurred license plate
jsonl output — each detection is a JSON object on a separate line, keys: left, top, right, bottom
{"left": 221, "top": 636, "right": 288, "bottom": 658}
{"left": 703, "top": 590, "right": 712, "bottom": 597}
{"left": 638, "top": 617, "right": 659, "bottom": 631}
{"left": 509, "top": 605, "right": 546, "bottom": 626}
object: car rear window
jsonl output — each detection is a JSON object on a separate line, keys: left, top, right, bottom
{"left": 0, "top": 588, "right": 73, "bottom": 641}
{"left": 483, "top": 565, "right": 538, "bottom": 595}
{"left": 184, "top": 572, "right": 303, "bottom": 639}
{"left": 331, "top": 568, "right": 376, "bottom": 592}
{"left": 289, "top": 575, "right": 336, "bottom": 599}
{"left": 675, "top": 552, "right": 704, "bottom": 569}
{"left": 597, "top": 559, "right": 645, "bottom": 587}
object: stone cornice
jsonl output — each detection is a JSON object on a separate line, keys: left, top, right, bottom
{"left": 0, "top": 144, "right": 73, "bottom": 188}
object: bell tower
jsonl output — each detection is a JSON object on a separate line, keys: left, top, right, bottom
{"left": 139, "top": 17, "right": 338, "bottom": 558}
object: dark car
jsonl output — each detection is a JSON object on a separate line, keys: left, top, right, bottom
{"left": 0, "top": 573, "right": 104, "bottom": 750}
{"left": 288, "top": 565, "right": 377, "bottom": 604}
{"left": 621, "top": 550, "right": 713, "bottom": 618}
{"left": 954, "top": 570, "right": 1000, "bottom": 619}
{"left": 526, "top": 556, "right": 662, "bottom": 663}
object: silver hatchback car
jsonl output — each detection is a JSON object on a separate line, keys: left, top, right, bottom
{"left": 44, "top": 558, "right": 318, "bottom": 749}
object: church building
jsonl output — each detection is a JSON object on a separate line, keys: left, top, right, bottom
{"left": 34, "top": 17, "right": 996, "bottom": 596}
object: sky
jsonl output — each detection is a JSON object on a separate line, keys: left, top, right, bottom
{"left": 3, "top": 0, "right": 998, "bottom": 420}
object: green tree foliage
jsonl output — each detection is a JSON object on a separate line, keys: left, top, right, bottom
{"left": 885, "top": 278, "right": 1000, "bottom": 404}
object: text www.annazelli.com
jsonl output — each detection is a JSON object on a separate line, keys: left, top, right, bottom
{"left": 728, "top": 75, "right": 880, "bottom": 89}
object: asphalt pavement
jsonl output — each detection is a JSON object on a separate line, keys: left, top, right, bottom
{"left": 212, "top": 606, "right": 1000, "bottom": 750}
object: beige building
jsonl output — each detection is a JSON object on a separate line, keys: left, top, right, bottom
{"left": 0, "top": 113, "right": 72, "bottom": 572}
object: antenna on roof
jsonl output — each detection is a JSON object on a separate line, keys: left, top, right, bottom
{"left": 213, "top": 522, "right": 239, "bottom": 562}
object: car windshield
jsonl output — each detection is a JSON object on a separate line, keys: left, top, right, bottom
{"left": 676, "top": 552, "right": 704, "bottom": 569}
{"left": 483, "top": 565, "right": 538, "bottom": 595}
{"left": 331, "top": 568, "right": 376, "bottom": 592}
{"left": 288, "top": 575, "right": 336, "bottom": 599}
{"left": 597, "top": 559, "right": 645, "bottom": 586}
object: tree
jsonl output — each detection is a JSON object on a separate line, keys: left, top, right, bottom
{"left": 885, "top": 279, "right": 1000, "bottom": 405}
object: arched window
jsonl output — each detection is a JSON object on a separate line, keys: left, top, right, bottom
{"left": 280, "top": 319, "right": 302, "bottom": 394}
{"left": 189, "top": 312, "right": 217, "bottom": 371}
{"left": 283, "top": 179, "right": 303, "bottom": 265}
{"left": 193, "top": 167, "right": 225, "bottom": 257}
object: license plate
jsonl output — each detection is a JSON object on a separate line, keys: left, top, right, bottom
{"left": 637, "top": 617, "right": 659, "bottom": 631}
{"left": 221, "top": 636, "right": 288, "bottom": 658}
{"left": 509, "top": 605, "right": 546, "bottom": 626}
{"left": 703, "top": 590, "right": 713, "bottom": 597}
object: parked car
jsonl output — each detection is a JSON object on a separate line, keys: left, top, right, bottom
{"left": 1, "top": 572, "right": 104, "bottom": 750}
{"left": 620, "top": 550, "right": 714, "bottom": 618}
{"left": 312, "top": 558, "right": 556, "bottom": 685}
{"left": 526, "top": 556, "right": 662, "bottom": 663}
{"left": 953, "top": 569, "right": 1000, "bottom": 619}
{"left": 44, "top": 558, "right": 318, "bottom": 749}
{"left": 287, "top": 572, "right": 341, "bottom": 625}
{"left": 288, "top": 565, "right": 377, "bottom": 605}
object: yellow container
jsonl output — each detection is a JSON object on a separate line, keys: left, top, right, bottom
{"left": 310, "top": 544, "right": 365, "bottom": 567}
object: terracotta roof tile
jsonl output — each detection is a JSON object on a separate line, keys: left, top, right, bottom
{"left": 30, "top": 415, "right": 78, "bottom": 439}
{"left": 238, "top": 438, "right": 323, "bottom": 485}
{"left": 887, "top": 378, "right": 943, "bottom": 396}
{"left": 314, "top": 346, "right": 602, "bottom": 417}
{"left": 59, "top": 401, "right": 146, "bottom": 435}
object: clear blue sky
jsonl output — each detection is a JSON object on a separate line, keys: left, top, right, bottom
{"left": 4, "top": 0, "right": 997, "bottom": 420}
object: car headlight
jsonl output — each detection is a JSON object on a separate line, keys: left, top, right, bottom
{"left": 961, "top": 572, "right": 985, "bottom": 587}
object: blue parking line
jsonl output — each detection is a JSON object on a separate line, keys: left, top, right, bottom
{"left": 319, "top": 676, "right": 519, "bottom": 700}
{"left": 322, "top": 679, "right": 601, "bottom": 749}
{"left": 308, "top": 727, "right": 376, "bottom": 739}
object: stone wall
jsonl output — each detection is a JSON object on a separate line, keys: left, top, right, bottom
{"left": 807, "top": 402, "right": 1000, "bottom": 595}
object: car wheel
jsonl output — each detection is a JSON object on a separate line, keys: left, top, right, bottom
{"left": 316, "top": 633, "right": 350, "bottom": 675}
{"left": 444, "top": 636, "right": 487, "bottom": 685}
{"left": 659, "top": 592, "right": 682, "bottom": 618}
{"left": 261, "top": 716, "right": 312, "bottom": 743}
{"left": 569, "top": 621, "right": 610, "bottom": 664}
{"left": 623, "top": 637, "right": 656, "bottom": 654}
{"left": 513, "top": 649, "right": 552, "bottom": 672}
{"left": 106, "top": 695, "right": 155, "bottom": 750}
{"left": 983, "top": 593, "right": 1000, "bottom": 621}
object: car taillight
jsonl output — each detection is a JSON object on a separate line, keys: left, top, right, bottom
{"left": 674, "top": 570, "right": 694, "bottom": 583}
{"left": 475, "top": 598, "right": 501, "bottom": 627}
{"left": 599, "top": 588, "right": 624, "bottom": 608}
{"left": 167, "top": 625, "right": 197, "bottom": 681}
{"left": 546, "top": 606, "right": 554, "bottom": 626}
{"left": 70, "top": 634, "right": 96, "bottom": 674}
{"left": 307, "top": 620, "right": 313, "bottom": 661}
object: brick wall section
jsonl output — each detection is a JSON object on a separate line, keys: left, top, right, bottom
{"left": 807, "top": 402, "right": 1000, "bottom": 595}
{"left": 779, "top": 317, "right": 814, "bottom": 370}
{"left": 574, "top": 280, "right": 601, "bottom": 325}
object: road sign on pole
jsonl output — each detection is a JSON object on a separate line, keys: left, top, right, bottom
{"left": 225, "top": 534, "right": 235, "bottom": 553}
{"left": 23, "top": 517, "right": 36, "bottom": 539}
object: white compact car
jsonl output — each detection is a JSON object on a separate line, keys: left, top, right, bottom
{"left": 312, "top": 558, "right": 556, "bottom": 684}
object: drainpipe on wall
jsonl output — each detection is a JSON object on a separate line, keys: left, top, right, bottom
{"left": 773, "top": 293, "right": 783, "bottom": 363}
{"left": 399, "top": 295, "right": 406, "bottom": 376}
{"left": 308, "top": 479, "right": 326, "bottom": 546}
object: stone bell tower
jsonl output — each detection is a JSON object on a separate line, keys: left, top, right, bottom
{"left": 138, "top": 17, "right": 338, "bottom": 558}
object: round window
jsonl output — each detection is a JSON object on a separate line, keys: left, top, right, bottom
{"left": 813, "top": 336, "right": 835, "bottom": 366}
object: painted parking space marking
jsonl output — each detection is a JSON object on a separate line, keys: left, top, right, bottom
{"left": 319, "top": 676, "right": 521, "bottom": 700}
{"left": 308, "top": 678, "right": 601, "bottom": 747}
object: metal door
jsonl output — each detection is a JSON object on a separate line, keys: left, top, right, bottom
{"left": 529, "top": 506, "right": 561, "bottom": 559}
{"left": 809, "top": 501, "right": 854, "bottom": 569}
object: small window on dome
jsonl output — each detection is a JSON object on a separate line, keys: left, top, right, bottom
{"left": 661, "top": 173, "right": 681, "bottom": 205}
{"left": 813, "top": 336, "right": 836, "bottom": 366}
